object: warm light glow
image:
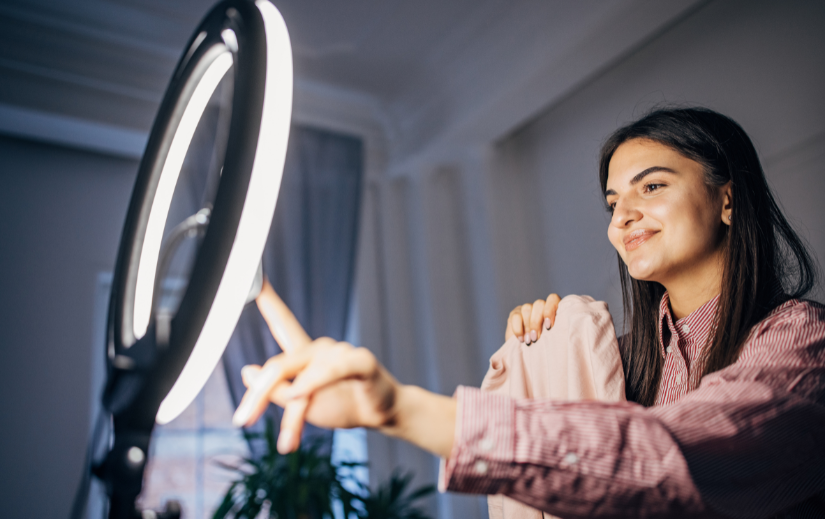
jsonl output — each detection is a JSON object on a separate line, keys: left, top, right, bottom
{"left": 133, "top": 51, "right": 233, "bottom": 341}
{"left": 156, "top": 0, "right": 292, "bottom": 424}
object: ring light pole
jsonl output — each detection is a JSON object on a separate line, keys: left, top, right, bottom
{"left": 92, "top": 1, "right": 293, "bottom": 517}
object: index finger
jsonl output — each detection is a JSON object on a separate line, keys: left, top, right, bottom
{"left": 256, "top": 277, "right": 312, "bottom": 353}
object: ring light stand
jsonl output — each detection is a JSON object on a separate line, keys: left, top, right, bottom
{"left": 90, "top": 1, "right": 292, "bottom": 517}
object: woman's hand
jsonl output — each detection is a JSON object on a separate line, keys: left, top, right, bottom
{"left": 505, "top": 293, "right": 562, "bottom": 345}
{"left": 231, "top": 338, "right": 456, "bottom": 458}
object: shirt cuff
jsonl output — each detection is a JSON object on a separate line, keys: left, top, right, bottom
{"left": 438, "top": 386, "right": 518, "bottom": 495}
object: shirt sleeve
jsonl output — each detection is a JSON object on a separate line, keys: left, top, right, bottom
{"left": 440, "top": 301, "right": 825, "bottom": 519}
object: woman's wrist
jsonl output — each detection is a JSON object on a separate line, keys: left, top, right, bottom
{"left": 380, "top": 384, "right": 457, "bottom": 458}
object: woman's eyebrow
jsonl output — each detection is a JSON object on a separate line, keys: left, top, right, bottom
{"left": 604, "top": 166, "right": 677, "bottom": 197}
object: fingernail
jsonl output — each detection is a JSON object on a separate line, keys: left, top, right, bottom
{"left": 525, "top": 334, "right": 532, "bottom": 345}
{"left": 241, "top": 365, "right": 259, "bottom": 384}
{"left": 544, "top": 317, "right": 551, "bottom": 330}
{"left": 530, "top": 330, "right": 537, "bottom": 342}
{"left": 277, "top": 430, "right": 295, "bottom": 454}
{"left": 232, "top": 400, "right": 253, "bottom": 427}
{"left": 517, "top": 335, "right": 523, "bottom": 343}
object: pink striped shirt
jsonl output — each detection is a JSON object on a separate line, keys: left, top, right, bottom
{"left": 441, "top": 295, "right": 825, "bottom": 518}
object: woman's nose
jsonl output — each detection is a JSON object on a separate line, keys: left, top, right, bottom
{"left": 611, "top": 198, "right": 641, "bottom": 228}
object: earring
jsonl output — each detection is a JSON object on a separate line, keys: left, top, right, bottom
{"left": 728, "top": 214, "right": 732, "bottom": 222}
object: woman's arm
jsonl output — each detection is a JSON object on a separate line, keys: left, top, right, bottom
{"left": 231, "top": 337, "right": 457, "bottom": 457}
{"left": 385, "top": 385, "right": 457, "bottom": 458}
{"left": 246, "top": 280, "right": 454, "bottom": 454}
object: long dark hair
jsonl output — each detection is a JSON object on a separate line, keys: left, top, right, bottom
{"left": 599, "top": 107, "right": 817, "bottom": 406}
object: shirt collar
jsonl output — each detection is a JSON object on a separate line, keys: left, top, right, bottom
{"left": 658, "top": 292, "right": 720, "bottom": 357}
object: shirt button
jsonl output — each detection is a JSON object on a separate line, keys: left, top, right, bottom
{"left": 676, "top": 373, "right": 683, "bottom": 383}
{"left": 479, "top": 438, "right": 495, "bottom": 452}
{"left": 474, "top": 460, "right": 489, "bottom": 475}
{"left": 682, "top": 324, "right": 690, "bottom": 334}
{"left": 562, "top": 452, "right": 579, "bottom": 465}
{"left": 666, "top": 346, "right": 672, "bottom": 354}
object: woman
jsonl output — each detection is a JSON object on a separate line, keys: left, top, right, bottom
{"left": 232, "top": 108, "right": 825, "bottom": 517}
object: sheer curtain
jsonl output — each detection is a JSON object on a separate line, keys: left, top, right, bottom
{"left": 222, "top": 125, "right": 364, "bottom": 456}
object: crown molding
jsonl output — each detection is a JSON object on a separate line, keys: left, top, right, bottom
{"left": 0, "top": 78, "right": 392, "bottom": 169}
{"left": 293, "top": 79, "right": 390, "bottom": 151}
{"left": 0, "top": 102, "right": 147, "bottom": 159}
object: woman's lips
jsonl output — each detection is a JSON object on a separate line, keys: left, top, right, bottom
{"left": 624, "top": 229, "right": 658, "bottom": 252}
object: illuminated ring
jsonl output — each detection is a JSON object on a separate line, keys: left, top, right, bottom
{"left": 107, "top": 0, "right": 292, "bottom": 425}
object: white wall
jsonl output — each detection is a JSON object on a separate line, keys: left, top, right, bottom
{"left": 499, "top": 0, "right": 825, "bottom": 324}
{"left": 0, "top": 135, "right": 137, "bottom": 517}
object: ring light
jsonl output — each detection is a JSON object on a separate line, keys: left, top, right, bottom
{"left": 89, "top": 1, "right": 293, "bottom": 517}
{"left": 158, "top": 0, "right": 292, "bottom": 425}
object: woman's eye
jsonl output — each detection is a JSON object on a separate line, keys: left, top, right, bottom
{"left": 643, "top": 183, "right": 664, "bottom": 194}
{"left": 606, "top": 201, "right": 616, "bottom": 213}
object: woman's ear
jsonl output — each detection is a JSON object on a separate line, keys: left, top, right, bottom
{"left": 721, "top": 182, "right": 733, "bottom": 225}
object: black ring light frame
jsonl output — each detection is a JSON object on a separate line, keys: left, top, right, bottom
{"left": 94, "top": 1, "right": 292, "bottom": 517}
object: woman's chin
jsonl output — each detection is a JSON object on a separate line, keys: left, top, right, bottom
{"left": 626, "top": 260, "right": 659, "bottom": 282}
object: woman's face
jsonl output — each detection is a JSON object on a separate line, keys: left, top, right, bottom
{"left": 605, "top": 138, "right": 731, "bottom": 288}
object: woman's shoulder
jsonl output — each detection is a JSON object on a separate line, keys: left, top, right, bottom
{"left": 738, "top": 298, "right": 825, "bottom": 364}
{"left": 760, "top": 298, "right": 825, "bottom": 328}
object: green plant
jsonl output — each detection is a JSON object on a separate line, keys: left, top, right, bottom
{"left": 213, "top": 419, "right": 362, "bottom": 519}
{"left": 212, "top": 419, "right": 434, "bottom": 519}
{"left": 359, "top": 471, "right": 435, "bottom": 519}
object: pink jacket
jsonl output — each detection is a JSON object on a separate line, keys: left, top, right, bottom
{"left": 481, "top": 295, "right": 625, "bottom": 519}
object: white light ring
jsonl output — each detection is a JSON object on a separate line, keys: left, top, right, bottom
{"left": 156, "top": 0, "right": 292, "bottom": 424}
{"left": 132, "top": 51, "right": 233, "bottom": 341}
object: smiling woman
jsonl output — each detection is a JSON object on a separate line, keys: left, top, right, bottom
{"left": 232, "top": 107, "right": 825, "bottom": 519}
{"left": 598, "top": 108, "right": 817, "bottom": 407}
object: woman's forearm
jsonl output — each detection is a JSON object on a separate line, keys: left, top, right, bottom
{"left": 380, "top": 384, "right": 456, "bottom": 458}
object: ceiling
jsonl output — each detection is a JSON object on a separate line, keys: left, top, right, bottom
{"left": 0, "top": 0, "right": 706, "bottom": 162}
